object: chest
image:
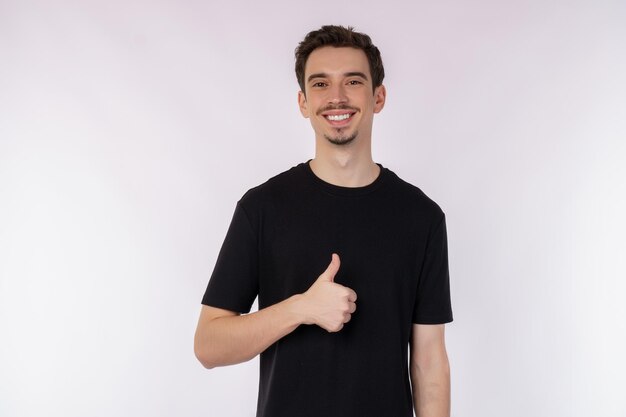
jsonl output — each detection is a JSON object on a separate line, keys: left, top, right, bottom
{"left": 256, "top": 196, "right": 428, "bottom": 318}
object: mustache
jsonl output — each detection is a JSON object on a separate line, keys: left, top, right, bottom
{"left": 316, "top": 104, "right": 359, "bottom": 116}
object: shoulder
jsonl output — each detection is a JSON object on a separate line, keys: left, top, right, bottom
{"left": 384, "top": 167, "right": 445, "bottom": 223}
{"left": 237, "top": 162, "right": 308, "bottom": 210}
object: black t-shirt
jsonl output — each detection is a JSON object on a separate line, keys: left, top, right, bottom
{"left": 202, "top": 161, "right": 453, "bottom": 417}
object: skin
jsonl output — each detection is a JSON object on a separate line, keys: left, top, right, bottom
{"left": 195, "top": 46, "right": 450, "bottom": 417}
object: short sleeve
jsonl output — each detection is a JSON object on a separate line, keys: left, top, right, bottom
{"left": 201, "top": 202, "right": 259, "bottom": 313}
{"left": 412, "top": 214, "right": 453, "bottom": 324}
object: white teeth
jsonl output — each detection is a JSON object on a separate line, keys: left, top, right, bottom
{"left": 326, "top": 113, "right": 351, "bottom": 121}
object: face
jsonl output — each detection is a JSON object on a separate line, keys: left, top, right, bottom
{"left": 298, "top": 46, "right": 386, "bottom": 146}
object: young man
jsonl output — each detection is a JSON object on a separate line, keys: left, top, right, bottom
{"left": 195, "top": 25, "right": 453, "bottom": 417}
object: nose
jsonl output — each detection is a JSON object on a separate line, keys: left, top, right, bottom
{"left": 327, "top": 83, "right": 348, "bottom": 104}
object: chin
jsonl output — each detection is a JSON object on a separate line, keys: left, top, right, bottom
{"left": 325, "top": 132, "right": 357, "bottom": 146}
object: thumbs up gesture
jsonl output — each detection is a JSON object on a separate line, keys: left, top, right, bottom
{"left": 300, "top": 253, "right": 358, "bottom": 332}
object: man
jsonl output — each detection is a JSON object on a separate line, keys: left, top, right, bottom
{"left": 195, "top": 25, "right": 453, "bottom": 417}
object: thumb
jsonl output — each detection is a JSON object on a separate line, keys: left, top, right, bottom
{"left": 319, "top": 253, "right": 340, "bottom": 282}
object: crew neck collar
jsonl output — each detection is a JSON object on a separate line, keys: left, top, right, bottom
{"left": 299, "top": 159, "right": 388, "bottom": 197}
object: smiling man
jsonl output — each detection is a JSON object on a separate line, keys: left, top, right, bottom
{"left": 195, "top": 25, "right": 453, "bottom": 417}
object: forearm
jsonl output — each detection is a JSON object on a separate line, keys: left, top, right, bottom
{"left": 195, "top": 254, "right": 355, "bottom": 369}
{"left": 410, "top": 352, "right": 451, "bottom": 417}
{"left": 195, "top": 294, "right": 306, "bottom": 369}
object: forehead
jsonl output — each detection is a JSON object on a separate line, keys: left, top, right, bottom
{"left": 304, "top": 46, "right": 370, "bottom": 78}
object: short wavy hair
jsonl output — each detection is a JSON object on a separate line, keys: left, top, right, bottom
{"left": 295, "top": 25, "right": 385, "bottom": 94}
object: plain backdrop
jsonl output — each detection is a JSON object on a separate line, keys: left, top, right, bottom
{"left": 1, "top": 1, "right": 625, "bottom": 416}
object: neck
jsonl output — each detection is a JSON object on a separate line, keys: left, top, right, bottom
{"left": 310, "top": 138, "right": 380, "bottom": 187}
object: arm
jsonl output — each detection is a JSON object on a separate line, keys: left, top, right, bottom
{"left": 194, "top": 253, "right": 356, "bottom": 369}
{"left": 194, "top": 298, "right": 302, "bottom": 369}
{"left": 410, "top": 323, "right": 451, "bottom": 417}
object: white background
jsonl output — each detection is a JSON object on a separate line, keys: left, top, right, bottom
{"left": 1, "top": 1, "right": 625, "bottom": 416}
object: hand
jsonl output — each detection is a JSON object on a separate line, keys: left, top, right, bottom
{"left": 300, "top": 253, "right": 357, "bottom": 332}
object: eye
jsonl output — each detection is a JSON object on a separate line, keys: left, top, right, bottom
{"left": 347, "top": 80, "right": 363, "bottom": 86}
{"left": 312, "top": 81, "right": 327, "bottom": 88}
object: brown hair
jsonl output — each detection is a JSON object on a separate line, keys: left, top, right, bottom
{"left": 295, "top": 25, "right": 385, "bottom": 95}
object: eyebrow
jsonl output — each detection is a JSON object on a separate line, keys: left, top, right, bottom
{"left": 307, "top": 71, "right": 369, "bottom": 83}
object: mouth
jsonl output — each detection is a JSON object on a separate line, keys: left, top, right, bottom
{"left": 321, "top": 110, "right": 357, "bottom": 126}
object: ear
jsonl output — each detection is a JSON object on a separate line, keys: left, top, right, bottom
{"left": 298, "top": 90, "right": 310, "bottom": 118}
{"left": 373, "top": 85, "right": 386, "bottom": 114}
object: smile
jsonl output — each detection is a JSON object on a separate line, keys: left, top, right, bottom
{"left": 324, "top": 113, "right": 353, "bottom": 121}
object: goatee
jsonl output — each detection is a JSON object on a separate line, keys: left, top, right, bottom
{"left": 325, "top": 131, "right": 357, "bottom": 146}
